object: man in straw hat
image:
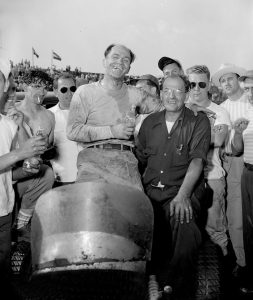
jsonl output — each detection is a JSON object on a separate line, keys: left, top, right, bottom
{"left": 212, "top": 63, "right": 248, "bottom": 282}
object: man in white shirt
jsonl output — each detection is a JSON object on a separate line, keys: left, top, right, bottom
{"left": 49, "top": 73, "right": 80, "bottom": 184}
{"left": 187, "top": 65, "right": 231, "bottom": 256}
{"left": 232, "top": 70, "right": 253, "bottom": 294}
{"left": 212, "top": 63, "right": 248, "bottom": 278}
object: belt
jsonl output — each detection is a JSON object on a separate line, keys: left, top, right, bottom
{"left": 87, "top": 143, "right": 133, "bottom": 152}
{"left": 244, "top": 163, "right": 253, "bottom": 171}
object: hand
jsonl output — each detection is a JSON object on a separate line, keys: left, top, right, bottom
{"left": 111, "top": 123, "right": 134, "bottom": 140}
{"left": 187, "top": 103, "right": 216, "bottom": 118}
{"left": 18, "top": 135, "right": 48, "bottom": 160}
{"left": 233, "top": 118, "right": 249, "bottom": 134}
{"left": 7, "top": 107, "right": 24, "bottom": 126}
{"left": 170, "top": 194, "right": 193, "bottom": 224}
{"left": 22, "top": 157, "right": 42, "bottom": 174}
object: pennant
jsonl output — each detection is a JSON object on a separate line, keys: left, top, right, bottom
{"left": 32, "top": 47, "right": 39, "bottom": 58}
{"left": 52, "top": 51, "right": 61, "bottom": 61}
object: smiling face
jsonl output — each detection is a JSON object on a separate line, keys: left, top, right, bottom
{"left": 103, "top": 45, "right": 131, "bottom": 79}
{"left": 161, "top": 76, "right": 186, "bottom": 113}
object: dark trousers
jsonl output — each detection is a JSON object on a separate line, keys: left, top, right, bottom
{"left": 146, "top": 186, "right": 202, "bottom": 299}
{"left": 0, "top": 213, "right": 12, "bottom": 276}
{"left": 241, "top": 166, "right": 253, "bottom": 286}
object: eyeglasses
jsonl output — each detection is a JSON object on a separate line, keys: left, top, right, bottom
{"left": 60, "top": 86, "right": 76, "bottom": 93}
{"left": 190, "top": 82, "right": 207, "bottom": 89}
{"left": 163, "top": 87, "right": 185, "bottom": 97}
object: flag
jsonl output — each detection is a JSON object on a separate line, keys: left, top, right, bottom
{"left": 32, "top": 47, "right": 39, "bottom": 58}
{"left": 52, "top": 51, "right": 61, "bottom": 61}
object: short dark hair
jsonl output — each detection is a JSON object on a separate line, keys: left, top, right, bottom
{"left": 23, "top": 69, "right": 53, "bottom": 86}
{"left": 162, "top": 74, "right": 190, "bottom": 92}
{"left": 137, "top": 79, "right": 160, "bottom": 97}
{"left": 53, "top": 72, "right": 75, "bottom": 89}
{"left": 104, "top": 44, "right": 136, "bottom": 64}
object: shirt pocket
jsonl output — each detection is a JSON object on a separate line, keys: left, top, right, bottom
{"left": 172, "top": 146, "right": 189, "bottom": 167}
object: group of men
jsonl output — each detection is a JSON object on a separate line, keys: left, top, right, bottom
{"left": 0, "top": 43, "right": 253, "bottom": 299}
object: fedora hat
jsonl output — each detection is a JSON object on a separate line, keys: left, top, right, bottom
{"left": 212, "top": 63, "right": 246, "bottom": 86}
{"left": 238, "top": 70, "right": 253, "bottom": 82}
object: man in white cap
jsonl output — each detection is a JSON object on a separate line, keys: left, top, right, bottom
{"left": 212, "top": 63, "right": 248, "bottom": 279}
{"left": 232, "top": 70, "right": 253, "bottom": 294}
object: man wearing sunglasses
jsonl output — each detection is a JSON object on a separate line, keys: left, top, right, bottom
{"left": 67, "top": 44, "right": 162, "bottom": 190}
{"left": 187, "top": 65, "right": 231, "bottom": 257}
{"left": 49, "top": 73, "right": 80, "bottom": 185}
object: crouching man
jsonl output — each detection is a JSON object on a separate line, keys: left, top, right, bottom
{"left": 135, "top": 75, "right": 211, "bottom": 299}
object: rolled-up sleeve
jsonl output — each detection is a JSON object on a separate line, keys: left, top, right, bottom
{"left": 189, "top": 113, "right": 211, "bottom": 164}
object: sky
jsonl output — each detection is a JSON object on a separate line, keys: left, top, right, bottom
{"left": 0, "top": 0, "right": 253, "bottom": 76}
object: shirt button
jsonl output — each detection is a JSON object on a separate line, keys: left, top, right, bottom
{"left": 168, "top": 136, "right": 171, "bottom": 139}
{"left": 160, "top": 170, "right": 163, "bottom": 174}
{"left": 164, "top": 153, "right": 166, "bottom": 156}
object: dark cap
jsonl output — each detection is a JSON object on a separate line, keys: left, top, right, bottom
{"left": 138, "top": 74, "right": 160, "bottom": 90}
{"left": 158, "top": 56, "right": 182, "bottom": 72}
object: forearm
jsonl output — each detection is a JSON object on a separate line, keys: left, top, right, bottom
{"left": 232, "top": 131, "right": 244, "bottom": 153}
{"left": 0, "top": 149, "right": 24, "bottom": 171}
{"left": 17, "top": 124, "right": 29, "bottom": 146}
{"left": 67, "top": 123, "right": 114, "bottom": 142}
{"left": 177, "top": 158, "right": 204, "bottom": 198}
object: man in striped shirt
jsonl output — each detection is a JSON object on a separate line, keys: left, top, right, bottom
{"left": 232, "top": 70, "right": 253, "bottom": 294}
{"left": 212, "top": 64, "right": 248, "bottom": 281}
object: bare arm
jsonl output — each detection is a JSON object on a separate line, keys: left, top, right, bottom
{"left": 211, "top": 124, "right": 228, "bottom": 147}
{"left": 0, "top": 136, "right": 47, "bottom": 172}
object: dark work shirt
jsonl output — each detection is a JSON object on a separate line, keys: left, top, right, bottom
{"left": 135, "top": 107, "right": 211, "bottom": 188}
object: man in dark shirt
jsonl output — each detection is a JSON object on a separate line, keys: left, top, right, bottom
{"left": 135, "top": 74, "right": 211, "bottom": 299}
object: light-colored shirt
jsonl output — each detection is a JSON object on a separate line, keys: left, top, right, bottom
{"left": 220, "top": 94, "right": 250, "bottom": 154}
{"left": 205, "top": 102, "right": 231, "bottom": 179}
{"left": 0, "top": 114, "right": 17, "bottom": 217}
{"left": 243, "top": 107, "right": 253, "bottom": 164}
{"left": 67, "top": 82, "right": 161, "bottom": 147}
{"left": 49, "top": 104, "right": 80, "bottom": 182}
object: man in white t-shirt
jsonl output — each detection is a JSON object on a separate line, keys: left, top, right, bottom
{"left": 49, "top": 73, "right": 80, "bottom": 184}
{"left": 232, "top": 70, "right": 253, "bottom": 294}
{"left": 0, "top": 62, "right": 53, "bottom": 284}
{"left": 212, "top": 63, "right": 249, "bottom": 280}
{"left": 187, "top": 65, "right": 231, "bottom": 256}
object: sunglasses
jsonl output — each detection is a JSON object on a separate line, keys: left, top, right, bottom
{"left": 60, "top": 86, "right": 76, "bottom": 94}
{"left": 190, "top": 82, "right": 207, "bottom": 89}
